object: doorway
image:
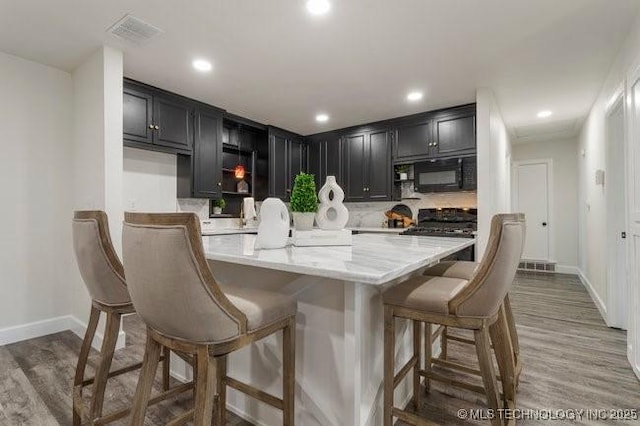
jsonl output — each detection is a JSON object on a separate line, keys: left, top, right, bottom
{"left": 606, "top": 96, "right": 628, "bottom": 329}
{"left": 513, "top": 159, "right": 552, "bottom": 261}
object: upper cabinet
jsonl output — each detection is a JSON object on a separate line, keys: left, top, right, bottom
{"left": 123, "top": 80, "right": 193, "bottom": 155}
{"left": 307, "top": 132, "right": 343, "bottom": 191}
{"left": 177, "top": 105, "right": 224, "bottom": 199}
{"left": 392, "top": 104, "right": 476, "bottom": 162}
{"left": 343, "top": 126, "right": 392, "bottom": 202}
{"left": 431, "top": 107, "right": 476, "bottom": 157}
{"left": 268, "top": 127, "right": 307, "bottom": 201}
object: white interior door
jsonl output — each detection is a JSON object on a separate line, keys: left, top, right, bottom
{"left": 627, "top": 72, "right": 640, "bottom": 379}
{"left": 606, "top": 98, "right": 628, "bottom": 329}
{"left": 513, "top": 161, "right": 551, "bottom": 261}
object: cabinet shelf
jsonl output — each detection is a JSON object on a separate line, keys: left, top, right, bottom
{"left": 222, "top": 143, "right": 254, "bottom": 155}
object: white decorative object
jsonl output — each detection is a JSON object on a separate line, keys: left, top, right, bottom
{"left": 243, "top": 197, "right": 257, "bottom": 223}
{"left": 292, "top": 212, "right": 315, "bottom": 230}
{"left": 292, "top": 229, "right": 352, "bottom": 246}
{"left": 316, "top": 176, "right": 349, "bottom": 230}
{"left": 254, "top": 198, "right": 290, "bottom": 249}
{"left": 399, "top": 172, "right": 408, "bottom": 181}
{"left": 213, "top": 207, "right": 222, "bottom": 215}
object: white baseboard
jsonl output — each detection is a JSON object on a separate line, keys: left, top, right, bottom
{"left": 0, "top": 315, "right": 75, "bottom": 346}
{"left": 578, "top": 269, "right": 608, "bottom": 323}
{"left": 555, "top": 264, "right": 580, "bottom": 275}
{"left": 69, "top": 315, "right": 126, "bottom": 351}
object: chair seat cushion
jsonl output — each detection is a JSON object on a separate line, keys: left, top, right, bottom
{"left": 424, "top": 261, "right": 479, "bottom": 280}
{"left": 382, "top": 275, "right": 468, "bottom": 314}
{"left": 221, "top": 284, "right": 297, "bottom": 331}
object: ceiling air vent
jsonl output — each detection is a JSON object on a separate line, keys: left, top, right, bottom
{"left": 107, "top": 14, "right": 163, "bottom": 44}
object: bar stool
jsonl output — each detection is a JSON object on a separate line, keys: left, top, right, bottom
{"left": 122, "top": 212, "right": 297, "bottom": 426}
{"left": 72, "top": 211, "right": 174, "bottom": 425}
{"left": 422, "top": 262, "right": 523, "bottom": 388}
{"left": 382, "top": 213, "right": 525, "bottom": 426}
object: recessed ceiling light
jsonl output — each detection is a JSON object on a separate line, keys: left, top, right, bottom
{"left": 407, "top": 91, "right": 423, "bottom": 101}
{"left": 307, "top": 0, "right": 331, "bottom": 15}
{"left": 192, "top": 59, "right": 212, "bottom": 72}
{"left": 316, "top": 113, "right": 329, "bottom": 123}
{"left": 537, "top": 110, "right": 552, "bottom": 118}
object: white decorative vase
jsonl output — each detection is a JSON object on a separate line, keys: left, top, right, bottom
{"left": 316, "top": 176, "right": 349, "bottom": 230}
{"left": 292, "top": 212, "right": 315, "bottom": 231}
{"left": 255, "top": 198, "right": 290, "bottom": 249}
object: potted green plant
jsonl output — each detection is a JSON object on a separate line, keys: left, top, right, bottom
{"left": 212, "top": 198, "right": 226, "bottom": 215}
{"left": 290, "top": 172, "right": 318, "bottom": 230}
{"left": 396, "top": 164, "right": 410, "bottom": 181}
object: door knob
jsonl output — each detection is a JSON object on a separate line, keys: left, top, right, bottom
{"left": 542, "top": 222, "right": 547, "bottom": 227}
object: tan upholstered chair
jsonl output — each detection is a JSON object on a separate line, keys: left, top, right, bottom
{"left": 422, "top": 260, "right": 522, "bottom": 388}
{"left": 122, "top": 212, "right": 297, "bottom": 426}
{"left": 72, "top": 211, "right": 173, "bottom": 425}
{"left": 382, "top": 213, "right": 525, "bottom": 426}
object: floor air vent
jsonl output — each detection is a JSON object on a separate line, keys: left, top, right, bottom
{"left": 107, "top": 14, "right": 163, "bottom": 44}
{"left": 518, "top": 260, "right": 556, "bottom": 273}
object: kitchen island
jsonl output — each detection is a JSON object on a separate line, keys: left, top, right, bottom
{"left": 175, "top": 233, "right": 474, "bottom": 426}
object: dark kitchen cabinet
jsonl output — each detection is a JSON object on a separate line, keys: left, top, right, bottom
{"left": 392, "top": 104, "right": 476, "bottom": 161}
{"left": 268, "top": 127, "right": 306, "bottom": 201}
{"left": 177, "top": 106, "right": 224, "bottom": 199}
{"left": 432, "top": 108, "right": 476, "bottom": 157}
{"left": 307, "top": 132, "right": 343, "bottom": 190}
{"left": 343, "top": 127, "right": 392, "bottom": 201}
{"left": 394, "top": 115, "right": 432, "bottom": 161}
{"left": 123, "top": 80, "right": 193, "bottom": 155}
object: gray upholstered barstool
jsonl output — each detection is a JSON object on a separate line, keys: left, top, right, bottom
{"left": 72, "top": 211, "right": 173, "bottom": 425}
{"left": 122, "top": 212, "right": 297, "bottom": 426}
{"left": 382, "top": 213, "right": 525, "bottom": 426}
{"left": 422, "top": 260, "right": 523, "bottom": 388}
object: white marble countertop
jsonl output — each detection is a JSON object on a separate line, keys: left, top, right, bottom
{"left": 203, "top": 233, "right": 475, "bottom": 285}
{"left": 201, "top": 228, "right": 258, "bottom": 236}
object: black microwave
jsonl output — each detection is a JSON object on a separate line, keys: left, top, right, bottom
{"left": 413, "top": 156, "right": 476, "bottom": 193}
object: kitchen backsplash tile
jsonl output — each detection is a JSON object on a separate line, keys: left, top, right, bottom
{"left": 177, "top": 198, "right": 209, "bottom": 219}
{"left": 345, "top": 192, "right": 477, "bottom": 228}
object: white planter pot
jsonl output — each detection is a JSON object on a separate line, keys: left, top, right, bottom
{"left": 399, "top": 172, "right": 408, "bottom": 181}
{"left": 292, "top": 212, "right": 315, "bottom": 231}
{"left": 213, "top": 207, "right": 222, "bottom": 215}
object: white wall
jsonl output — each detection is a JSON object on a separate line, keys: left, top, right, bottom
{"left": 71, "top": 46, "right": 124, "bottom": 329}
{"left": 476, "top": 88, "right": 512, "bottom": 259}
{"left": 124, "top": 147, "right": 178, "bottom": 212}
{"left": 512, "top": 138, "right": 579, "bottom": 270}
{"left": 577, "top": 12, "right": 640, "bottom": 318}
{"left": 0, "top": 51, "right": 74, "bottom": 337}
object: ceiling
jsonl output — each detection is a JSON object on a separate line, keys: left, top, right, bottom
{"left": 1, "top": 0, "right": 638, "bottom": 136}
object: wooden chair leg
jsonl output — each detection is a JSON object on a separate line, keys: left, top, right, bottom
{"left": 162, "top": 345, "right": 171, "bottom": 391}
{"left": 283, "top": 318, "right": 296, "bottom": 426}
{"left": 474, "top": 327, "right": 502, "bottom": 426}
{"left": 424, "top": 322, "right": 432, "bottom": 394}
{"left": 412, "top": 320, "right": 421, "bottom": 410}
{"left": 73, "top": 305, "right": 100, "bottom": 426}
{"left": 216, "top": 355, "right": 227, "bottom": 426}
{"left": 383, "top": 306, "right": 395, "bottom": 426}
{"left": 440, "top": 326, "right": 448, "bottom": 360}
{"left": 489, "top": 306, "right": 516, "bottom": 406}
{"left": 130, "top": 331, "right": 162, "bottom": 426}
{"left": 194, "top": 346, "right": 216, "bottom": 426}
{"left": 89, "top": 311, "right": 121, "bottom": 420}
{"left": 503, "top": 294, "right": 521, "bottom": 387}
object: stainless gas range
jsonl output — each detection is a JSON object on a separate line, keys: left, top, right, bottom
{"left": 401, "top": 208, "right": 477, "bottom": 261}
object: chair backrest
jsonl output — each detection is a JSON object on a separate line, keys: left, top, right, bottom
{"left": 122, "top": 212, "right": 248, "bottom": 343}
{"left": 449, "top": 213, "right": 525, "bottom": 318}
{"left": 72, "top": 211, "right": 131, "bottom": 306}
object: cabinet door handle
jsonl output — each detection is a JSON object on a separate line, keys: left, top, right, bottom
{"left": 154, "top": 125, "right": 160, "bottom": 130}
{"left": 217, "top": 182, "right": 222, "bottom": 186}
{"left": 433, "top": 142, "right": 438, "bottom": 147}
{"left": 149, "top": 124, "right": 154, "bottom": 129}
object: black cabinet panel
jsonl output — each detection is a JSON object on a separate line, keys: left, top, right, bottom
{"left": 269, "top": 133, "right": 288, "bottom": 199}
{"left": 433, "top": 111, "right": 475, "bottom": 156}
{"left": 395, "top": 118, "right": 431, "bottom": 160}
{"left": 288, "top": 139, "right": 305, "bottom": 194}
{"left": 192, "top": 107, "right": 223, "bottom": 198}
{"left": 307, "top": 133, "right": 343, "bottom": 190}
{"left": 153, "top": 96, "right": 193, "bottom": 151}
{"left": 368, "top": 129, "right": 392, "bottom": 200}
{"left": 344, "top": 133, "right": 367, "bottom": 201}
{"left": 123, "top": 87, "right": 153, "bottom": 145}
